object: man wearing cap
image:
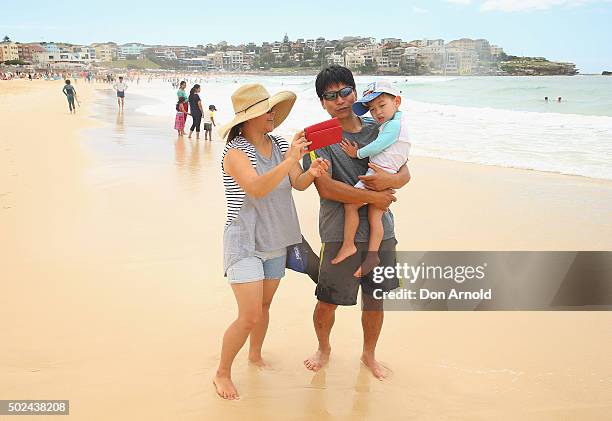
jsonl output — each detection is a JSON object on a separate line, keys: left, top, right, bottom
{"left": 302, "top": 66, "right": 411, "bottom": 380}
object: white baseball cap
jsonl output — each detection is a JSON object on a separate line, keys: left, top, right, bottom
{"left": 352, "top": 80, "right": 400, "bottom": 116}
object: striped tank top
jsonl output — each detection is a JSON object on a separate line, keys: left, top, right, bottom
{"left": 221, "top": 135, "right": 289, "bottom": 226}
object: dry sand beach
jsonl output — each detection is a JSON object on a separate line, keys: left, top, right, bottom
{"left": 1, "top": 79, "right": 612, "bottom": 420}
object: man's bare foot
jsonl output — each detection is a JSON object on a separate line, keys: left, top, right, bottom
{"left": 361, "top": 354, "right": 388, "bottom": 380}
{"left": 331, "top": 244, "right": 357, "bottom": 265}
{"left": 213, "top": 373, "right": 239, "bottom": 400}
{"left": 304, "top": 348, "right": 331, "bottom": 372}
{"left": 354, "top": 251, "right": 380, "bottom": 277}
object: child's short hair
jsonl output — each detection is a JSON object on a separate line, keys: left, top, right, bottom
{"left": 315, "top": 65, "right": 356, "bottom": 99}
{"left": 65, "top": 79, "right": 71, "bottom": 84}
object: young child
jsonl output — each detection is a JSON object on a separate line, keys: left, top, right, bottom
{"left": 203, "top": 104, "right": 217, "bottom": 141}
{"left": 333, "top": 80, "right": 411, "bottom": 277}
{"left": 174, "top": 97, "right": 190, "bottom": 136}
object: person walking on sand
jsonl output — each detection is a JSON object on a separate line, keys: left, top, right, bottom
{"left": 213, "top": 84, "right": 330, "bottom": 400}
{"left": 62, "top": 79, "right": 77, "bottom": 114}
{"left": 188, "top": 84, "right": 204, "bottom": 139}
{"left": 113, "top": 76, "right": 127, "bottom": 110}
{"left": 302, "top": 65, "right": 411, "bottom": 380}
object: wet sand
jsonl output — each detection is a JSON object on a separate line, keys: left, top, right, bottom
{"left": 1, "top": 80, "right": 611, "bottom": 420}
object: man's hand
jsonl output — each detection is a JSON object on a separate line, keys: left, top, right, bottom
{"left": 358, "top": 162, "right": 409, "bottom": 191}
{"left": 340, "top": 139, "right": 359, "bottom": 158}
{"left": 371, "top": 189, "right": 396, "bottom": 211}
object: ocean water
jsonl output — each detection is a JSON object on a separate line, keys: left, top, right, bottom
{"left": 129, "top": 75, "right": 612, "bottom": 181}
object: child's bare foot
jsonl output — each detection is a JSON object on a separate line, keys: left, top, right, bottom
{"left": 331, "top": 244, "right": 357, "bottom": 265}
{"left": 354, "top": 251, "right": 380, "bottom": 277}
{"left": 213, "top": 373, "right": 239, "bottom": 400}
{"left": 304, "top": 348, "right": 331, "bottom": 372}
{"left": 361, "top": 354, "right": 389, "bottom": 380}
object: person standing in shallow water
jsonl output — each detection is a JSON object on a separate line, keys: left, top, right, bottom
{"left": 188, "top": 84, "right": 203, "bottom": 139}
{"left": 177, "top": 81, "right": 189, "bottom": 113}
{"left": 113, "top": 76, "right": 127, "bottom": 111}
{"left": 213, "top": 83, "right": 329, "bottom": 400}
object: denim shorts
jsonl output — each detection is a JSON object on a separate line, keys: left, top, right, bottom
{"left": 226, "top": 249, "right": 287, "bottom": 284}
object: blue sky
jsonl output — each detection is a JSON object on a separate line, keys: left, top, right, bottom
{"left": 1, "top": 0, "right": 611, "bottom": 73}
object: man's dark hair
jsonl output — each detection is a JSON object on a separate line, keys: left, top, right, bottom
{"left": 65, "top": 79, "right": 70, "bottom": 84}
{"left": 315, "top": 65, "right": 356, "bottom": 99}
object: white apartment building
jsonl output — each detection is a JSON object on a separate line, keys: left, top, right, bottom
{"left": 223, "top": 50, "right": 244, "bottom": 70}
{"left": 327, "top": 52, "right": 345, "bottom": 66}
{"left": 118, "top": 43, "right": 148, "bottom": 59}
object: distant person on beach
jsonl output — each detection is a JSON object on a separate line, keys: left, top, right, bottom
{"left": 177, "top": 81, "right": 189, "bottom": 112}
{"left": 333, "top": 80, "right": 411, "bottom": 277}
{"left": 188, "top": 84, "right": 203, "bottom": 139}
{"left": 558, "top": 97, "right": 562, "bottom": 102}
{"left": 203, "top": 105, "right": 217, "bottom": 141}
{"left": 113, "top": 76, "right": 127, "bottom": 110}
{"left": 213, "top": 83, "right": 329, "bottom": 400}
{"left": 174, "top": 97, "right": 189, "bottom": 136}
{"left": 62, "top": 79, "right": 77, "bottom": 114}
{"left": 545, "top": 97, "right": 549, "bottom": 102}
{"left": 302, "top": 65, "right": 410, "bottom": 380}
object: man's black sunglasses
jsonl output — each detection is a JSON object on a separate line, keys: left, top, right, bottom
{"left": 321, "top": 86, "right": 354, "bottom": 101}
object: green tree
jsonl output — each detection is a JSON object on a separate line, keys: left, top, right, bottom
{"left": 3, "top": 35, "right": 10, "bottom": 42}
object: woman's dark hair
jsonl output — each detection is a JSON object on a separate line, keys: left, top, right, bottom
{"left": 180, "top": 80, "right": 186, "bottom": 87}
{"left": 227, "top": 123, "right": 243, "bottom": 143}
{"left": 315, "top": 65, "right": 356, "bottom": 99}
{"left": 189, "top": 84, "right": 201, "bottom": 99}
{"left": 65, "top": 79, "right": 70, "bottom": 84}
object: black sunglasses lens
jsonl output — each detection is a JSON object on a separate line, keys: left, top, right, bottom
{"left": 322, "top": 87, "right": 353, "bottom": 100}
{"left": 339, "top": 87, "right": 353, "bottom": 97}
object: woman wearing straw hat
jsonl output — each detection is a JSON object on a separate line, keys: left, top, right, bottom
{"left": 214, "top": 84, "right": 329, "bottom": 400}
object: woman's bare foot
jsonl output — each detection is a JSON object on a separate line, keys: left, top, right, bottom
{"left": 248, "top": 356, "right": 271, "bottom": 369}
{"left": 304, "top": 348, "right": 331, "bottom": 372}
{"left": 331, "top": 244, "right": 357, "bottom": 265}
{"left": 354, "top": 251, "right": 380, "bottom": 278}
{"left": 213, "top": 373, "right": 239, "bottom": 400}
{"left": 361, "top": 354, "right": 388, "bottom": 380}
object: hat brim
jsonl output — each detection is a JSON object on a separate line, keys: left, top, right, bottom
{"left": 218, "top": 91, "right": 297, "bottom": 140}
{"left": 352, "top": 92, "right": 383, "bottom": 116}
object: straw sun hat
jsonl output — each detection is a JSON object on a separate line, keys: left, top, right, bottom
{"left": 218, "top": 84, "right": 297, "bottom": 139}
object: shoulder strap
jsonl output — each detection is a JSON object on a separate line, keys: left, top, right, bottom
{"left": 270, "top": 134, "right": 289, "bottom": 156}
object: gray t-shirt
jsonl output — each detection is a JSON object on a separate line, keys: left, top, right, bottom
{"left": 303, "top": 117, "right": 396, "bottom": 243}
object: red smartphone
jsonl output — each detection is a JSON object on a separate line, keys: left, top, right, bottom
{"left": 304, "top": 118, "right": 343, "bottom": 151}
